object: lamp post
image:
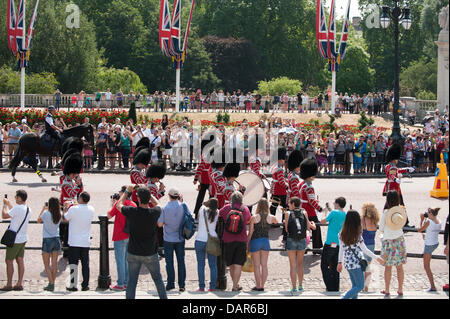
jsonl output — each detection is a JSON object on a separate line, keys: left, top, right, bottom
{"left": 380, "top": 0, "right": 412, "bottom": 145}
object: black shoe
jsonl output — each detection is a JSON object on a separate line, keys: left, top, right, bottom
{"left": 81, "top": 286, "right": 89, "bottom": 291}
{"left": 166, "top": 285, "right": 175, "bottom": 291}
{"left": 66, "top": 287, "right": 78, "bottom": 292}
{"left": 179, "top": 287, "right": 185, "bottom": 292}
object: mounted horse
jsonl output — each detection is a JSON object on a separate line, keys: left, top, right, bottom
{"left": 8, "top": 124, "right": 95, "bottom": 183}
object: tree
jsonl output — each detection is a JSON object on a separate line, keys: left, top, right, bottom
{"left": 0, "top": 66, "right": 59, "bottom": 94}
{"left": 95, "top": 66, "right": 148, "bottom": 94}
{"left": 400, "top": 58, "right": 437, "bottom": 97}
{"left": 257, "top": 77, "right": 303, "bottom": 96}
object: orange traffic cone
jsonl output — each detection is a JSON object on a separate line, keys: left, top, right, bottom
{"left": 430, "top": 153, "right": 449, "bottom": 199}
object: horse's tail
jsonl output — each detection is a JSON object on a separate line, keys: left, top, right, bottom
{"left": 8, "top": 144, "right": 23, "bottom": 170}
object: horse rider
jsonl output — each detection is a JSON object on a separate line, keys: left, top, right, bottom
{"left": 45, "top": 106, "right": 64, "bottom": 144}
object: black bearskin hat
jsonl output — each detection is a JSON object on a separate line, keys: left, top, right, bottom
{"left": 62, "top": 137, "right": 84, "bottom": 155}
{"left": 61, "top": 148, "right": 81, "bottom": 168}
{"left": 223, "top": 163, "right": 241, "bottom": 178}
{"left": 278, "top": 147, "right": 287, "bottom": 161}
{"left": 300, "top": 158, "right": 318, "bottom": 180}
{"left": 63, "top": 152, "right": 83, "bottom": 175}
{"left": 146, "top": 164, "right": 166, "bottom": 179}
{"left": 386, "top": 143, "right": 402, "bottom": 163}
{"left": 288, "top": 150, "right": 304, "bottom": 171}
{"left": 135, "top": 137, "right": 150, "bottom": 150}
{"left": 132, "top": 149, "right": 151, "bottom": 166}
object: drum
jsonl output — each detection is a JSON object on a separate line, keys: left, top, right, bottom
{"left": 262, "top": 178, "right": 270, "bottom": 193}
{"left": 234, "top": 172, "right": 265, "bottom": 207}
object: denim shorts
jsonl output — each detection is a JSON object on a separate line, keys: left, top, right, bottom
{"left": 286, "top": 238, "right": 307, "bottom": 251}
{"left": 423, "top": 243, "right": 438, "bottom": 255}
{"left": 42, "top": 237, "right": 61, "bottom": 254}
{"left": 249, "top": 237, "right": 270, "bottom": 253}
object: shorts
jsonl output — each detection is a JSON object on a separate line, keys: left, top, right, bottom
{"left": 335, "top": 153, "right": 345, "bottom": 165}
{"left": 327, "top": 155, "right": 335, "bottom": 165}
{"left": 286, "top": 238, "right": 307, "bottom": 251}
{"left": 224, "top": 241, "right": 247, "bottom": 266}
{"left": 424, "top": 243, "right": 438, "bottom": 255}
{"left": 6, "top": 242, "right": 26, "bottom": 260}
{"left": 42, "top": 237, "right": 61, "bottom": 254}
{"left": 249, "top": 237, "right": 270, "bottom": 253}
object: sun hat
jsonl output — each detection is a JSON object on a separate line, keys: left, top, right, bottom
{"left": 385, "top": 206, "right": 407, "bottom": 231}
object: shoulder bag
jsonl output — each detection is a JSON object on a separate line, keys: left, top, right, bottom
{"left": 1, "top": 207, "right": 29, "bottom": 248}
{"left": 204, "top": 209, "right": 221, "bottom": 257}
{"left": 348, "top": 243, "right": 368, "bottom": 272}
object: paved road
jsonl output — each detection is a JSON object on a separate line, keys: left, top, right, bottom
{"left": 0, "top": 172, "right": 448, "bottom": 296}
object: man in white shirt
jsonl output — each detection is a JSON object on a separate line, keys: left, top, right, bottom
{"left": 63, "top": 191, "right": 95, "bottom": 291}
{"left": 105, "top": 89, "right": 112, "bottom": 109}
{"left": 149, "top": 129, "right": 162, "bottom": 163}
{"left": 1, "top": 190, "right": 31, "bottom": 291}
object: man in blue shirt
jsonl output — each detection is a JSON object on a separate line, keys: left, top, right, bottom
{"left": 7, "top": 122, "right": 22, "bottom": 158}
{"left": 320, "top": 197, "right": 347, "bottom": 291}
{"left": 157, "top": 188, "right": 190, "bottom": 292}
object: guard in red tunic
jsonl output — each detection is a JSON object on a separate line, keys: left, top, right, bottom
{"left": 209, "top": 147, "right": 226, "bottom": 207}
{"left": 249, "top": 134, "right": 266, "bottom": 179}
{"left": 60, "top": 152, "right": 84, "bottom": 258}
{"left": 287, "top": 150, "right": 304, "bottom": 202}
{"left": 382, "top": 143, "right": 415, "bottom": 205}
{"left": 223, "top": 163, "right": 244, "bottom": 205}
{"left": 130, "top": 139, "right": 151, "bottom": 204}
{"left": 299, "top": 158, "right": 324, "bottom": 252}
{"left": 146, "top": 163, "right": 166, "bottom": 258}
{"left": 270, "top": 148, "right": 288, "bottom": 216}
{"left": 193, "top": 133, "right": 215, "bottom": 219}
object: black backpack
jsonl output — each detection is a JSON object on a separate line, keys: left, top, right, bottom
{"left": 224, "top": 207, "right": 244, "bottom": 234}
{"left": 287, "top": 210, "right": 307, "bottom": 240}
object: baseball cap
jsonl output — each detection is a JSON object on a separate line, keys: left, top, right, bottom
{"left": 168, "top": 188, "right": 180, "bottom": 197}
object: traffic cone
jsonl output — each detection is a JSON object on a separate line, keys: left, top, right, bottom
{"left": 430, "top": 153, "right": 449, "bottom": 199}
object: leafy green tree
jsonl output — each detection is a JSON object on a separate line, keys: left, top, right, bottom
{"left": 400, "top": 58, "right": 437, "bottom": 97}
{"left": 257, "top": 77, "right": 303, "bottom": 95}
{"left": 0, "top": 65, "right": 59, "bottom": 94}
{"left": 95, "top": 66, "right": 147, "bottom": 94}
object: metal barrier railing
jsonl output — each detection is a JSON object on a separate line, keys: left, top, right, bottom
{"left": 0, "top": 218, "right": 446, "bottom": 290}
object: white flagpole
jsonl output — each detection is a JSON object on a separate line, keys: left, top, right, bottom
{"left": 20, "top": 0, "right": 26, "bottom": 111}
{"left": 331, "top": 70, "right": 336, "bottom": 115}
{"left": 176, "top": 67, "right": 180, "bottom": 112}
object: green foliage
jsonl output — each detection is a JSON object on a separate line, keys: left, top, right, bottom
{"left": 358, "top": 111, "right": 375, "bottom": 131}
{"left": 325, "top": 114, "right": 336, "bottom": 133}
{"left": 216, "top": 112, "right": 223, "bottom": 123}
{"left": 416, "top": 90, "right": 437, "bottom": 100}
{"left": 222, "top": 112, "right": 230, "bottom": 124}
{"left": 308, "top": 118, "right": 320, "bottom": 126}
{"left": 400, "top": 58, "right": 437, "bottom": 97}
{"left": 96, "top": 67, "right": 147, "bottom": 94}
{"left": 306, "top": 86, "right": 322, "bottom": 98}
{"left": 258, "top": 77, "right": 303, "bottom": 96}
{"left": 128, "top": 102, "right": 137, "bottom": 124}
{"left": 0, "top": 66, "right": 59, "bottom": 94}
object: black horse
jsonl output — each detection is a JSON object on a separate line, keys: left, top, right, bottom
{"left": 8, "top": 124, "right": 95, "bottom": 183}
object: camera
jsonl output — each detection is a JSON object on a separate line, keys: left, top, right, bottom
{"left": 424, "top": 212, "right": 429, "bottom": 218}
{"left": 111, "top": 193, "right": 120, "bottom": 200}
{"left": 45, "top": 202, "right": 48, "bottom": 207}
{"left": 4, "top": 194, "right": 7, "bottom": 199}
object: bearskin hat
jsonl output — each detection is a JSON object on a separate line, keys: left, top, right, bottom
{"left": 223, "top": 163, "right": 241, "bottom": 178}
{"left": 278, "top": 147, "right": 287, "bottom": 161}
{"left": 386, "top": 143, "right": 402, "bottom": 163}
{"left": 146, "top": 164, "right": 166, "bottom": 179}
{"left": 300, "top": 158, "right": 318, "bottom": 180}
{"left": 135, "top": 137, "right": 150, "bottom": 150}
{"left": 61, "top": 148, "right": 81, "bottom": 168}
{"left": 132, "top": 149, "right": 151, "bottom": 166}
{"left": 288, "top": 150, "right": 304, "bottom": 171}
{"left": 63, "top": 152, "right": 83, "bottom": 175}
{"left": 62, "top": 137, "right": 84, "bottom": 155}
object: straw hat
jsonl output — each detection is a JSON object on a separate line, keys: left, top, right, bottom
{"left": 385, "top": 206, "right": 407, "bottom": 231}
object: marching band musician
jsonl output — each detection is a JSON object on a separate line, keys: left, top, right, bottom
{"left": 270, "top": 148, "right": 288, "bottom": 216}
{"left": 249, "top": 134, "right": 266, "bottom": 180}
{"left": 382, "top": 143, "right": 415, "bottom": 206}
{"left": 223, "top": 163, "right": 245, "bottom": 206}
{"left": 209, "top": 147, "right": 227, "bottom": 208}
{"left": 60, "top": 152, "right": 84, "bottom": 258}
{"left": 146, "top": 163, "right": 166, "bottom": 258}
{"left": 299, "top": 158, "right": 324, "bottom": 253}
{"left": 130, "top": 138, "right": 151, "bottom": 204}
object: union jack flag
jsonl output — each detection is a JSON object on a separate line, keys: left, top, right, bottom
{"left": 26, "top": 0, "right": 40, "bottom": 50}
{"left": 169, "top": 0, "right": 183, "bottom": 55}
{"left": 7, "top": 0, "right": 18, "bottom": 56}
{"left": 316, "top": 0, "right": 328, "bottom": 59}
{"left": 182, "top": 0, "right": 195, "bottom": 54}
{"left": 327, "top": 0, "right": 337, "bottom": 59}
{"left": 159, "top": 0, "right": 172, "bottom": 57}
{"left": 338, "top": 0, "right": 351, "bottom": 64}
{"left": 15, "top": 0, "right": 26, "bottom": 53}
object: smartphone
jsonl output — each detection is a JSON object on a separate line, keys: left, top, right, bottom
{"left": 4, "top": 194, "right": 7, "bottom": 199}
{"left": 45, "top": 202, "right": 48, "bottom": 207}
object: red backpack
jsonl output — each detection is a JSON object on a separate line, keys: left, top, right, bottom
{"left": 224, "top": 207, "right": 244, "bottom": 234}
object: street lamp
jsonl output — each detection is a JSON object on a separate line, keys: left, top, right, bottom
{"left": 380, "top": 0, "right": 412, "bottom": 145}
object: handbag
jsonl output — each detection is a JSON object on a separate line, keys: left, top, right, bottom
{"left": 1, "top": 207, "right": 29, "bottom": 248}
{"left": 242, "top": 252, "right": 254, "bottom": 273}
{"left": 204, "top": 210, "right": 221, "bottom": 257}
{"left": 348, "top": 243, "right": 368, "bottom": 272}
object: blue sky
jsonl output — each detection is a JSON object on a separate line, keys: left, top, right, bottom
{"left": 326, "top": 0, "right": 361, "bottom": 19}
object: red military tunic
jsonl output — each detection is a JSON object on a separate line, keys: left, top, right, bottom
{"left": 250, "top": 156, "right": 265, "bottom": 179}
{"left": 209, "top": 168, "right": 226, "bottom": 207}
{"left": 288, "top": 171, "right": 301, "bottom": 202}
{"left": 271, "top": 164, "right": 288, "bottom": 196}
{"left": 299, "top": 181, "right": 322, "bottom": 218}
{"left": 130, "top": 165, "right": 148, "bottom": 203}
{"left": 194, "top": 156, "right": 211, "bottom": 185}
{"left": 60, "top": 176, "right": 83, "bottom": 206}
{"left": 382, "top": 163, "right": 409, "bottom": 196}
{"left": 147, "top": 181, "right": 164, "bottom": 208}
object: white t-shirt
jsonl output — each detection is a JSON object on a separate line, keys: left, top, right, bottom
{"left": 7, "top": 205, "right": 31, "bottom": 244}
{"left": 65, "top": 204, "right": 95, "bottom": 248}
{"left": 424, "top": 219, "right": 442, "bottom": 246}
{"left": 105, "top": 92, "right": 112, "bottom": 101}
{"left": 196, "top": 206, "right": 218, "bottom": 242}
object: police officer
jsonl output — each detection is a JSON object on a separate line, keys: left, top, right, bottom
{"left": 45, "top": 106, "right": 63, "bottom": 141}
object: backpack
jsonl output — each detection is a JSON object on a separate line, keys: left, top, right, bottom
{"left": 224, "top": 207, "right": 245, "bottom": 234}
{"left": 179, "top": 203, "right": 196, "bottom": 240}
{"left": 287, "top": 210, "right": 307, "bottom": 240}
